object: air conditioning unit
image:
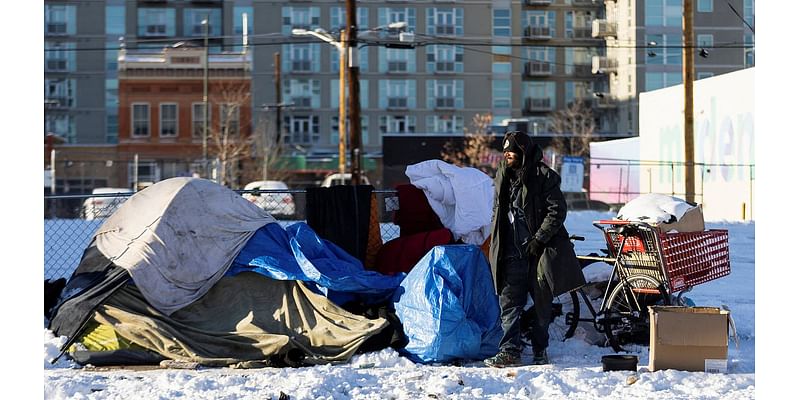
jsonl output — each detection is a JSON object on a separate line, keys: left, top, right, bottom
{"left": 436, "top": 62, "right": 455, "bottom": 73}
{"left": 524, "top": 61, "right": 551, "bottom": 76}
{"left": 387, "top": 61, "right": 407, "bottom": 73}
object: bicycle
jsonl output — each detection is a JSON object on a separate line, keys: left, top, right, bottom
{"left": 532, "top": 220, "right": 731, "bottom": 352}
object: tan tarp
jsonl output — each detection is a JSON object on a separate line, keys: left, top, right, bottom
{"left": 94, "top": 177, "right": 276, "bottom": 315}
{"left": 93, "top": 272, "right": 389, "bottom": 367}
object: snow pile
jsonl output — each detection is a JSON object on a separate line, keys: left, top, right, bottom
{"left": 44, "top": 329, "right": 75, "bottom": 370}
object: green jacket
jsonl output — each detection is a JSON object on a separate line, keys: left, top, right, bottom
{"left": 488, "top": 131, "right": 586, "bottom": 296}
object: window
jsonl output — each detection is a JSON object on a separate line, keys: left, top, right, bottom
{"left": 106, "top": 40, "right": 120, "bottom": 72}
{"left": 427, "top": 8, "right": 464, "bottom": 36}
{"left": 426, "top": 45, "right": 464, "bottom": 73}
{"left": 329, "top": 116, "right": 369, "bottom": 145}
{"left": 380, "top": 47, "right": 416, "bottom": 73}
{"left": 645, "top": 72, "right": 682, "bottom": 91}
{"left": 565, "top": 11, "right": 595, "bottom": 39}
{"left": 379, "top": 80, "right": 417, "bottom": 109}
{"left": 378, "top": 7, "right": 417, "bottom": 34}
{"left": 219, "top": 104, "right": 240, "bottom": 136}
{"left": 45, "top": 79, "right": 76, "bottom": 108}
{"left": 565, "top": 47, "right": 598, "bottom": 74}
{"left": 697, "top": 0, "right": 713, "bottom": 12}
{"left": 106, "top": 113, "right": 118, "bottom": 144}
{"left": 645, "top": 0, "right": 682, "bottom": 27}
{"left": 743, "top": 0, "right": 754, "bottom": 27}
{"left": 106, "top": 5, "right": 125, "bottom": 35}
{"left": 128, "top": 161, "right": 160, "bottom": 187}
{"left": 184, "top": 8, "right": 221, "bottom": 37}
{"left": 105, "top": 79, "right": 118, "bottom": 109}
{"left": 646, "top": 34, "right": 681, "bottom": 65}
{"left": 493, "top": 9, "right": 511, "bottom": 37}
{"left": 524, "top": 10, "right": 555, "bottom": 37}
{"left": 426, "top": 80, "right": 463, "bottom": 109}
{"left": 284, "top": 43, "right": 320, "bottom": 73}
{"left": 285, "top": 79, "right": 320, "bottom": 109}
{"left": 380, "top": 115, "right": 416, "bottom": 134}
{"left": 426, "top": 115, "right": 464, "bottom": 134}
{"left": 565, "top": 81, "right": 593, "bottom": 105}
{"left": 138, "top": 8, "right": 176, "bottom": 37}
{"left": 522, "top": 81, "right": 556, "bottom": 111}
{"left": 192, "top": 103, "right": 209, "bottom": 138}
{"left": 233, "top": 6, "right": 253, "bottom": 36}
{"left": 281, "top": 6, "right": 321, "bottom": 35}
{"left": 697, "top": 72, "right": 714, "bottom": 80}
{"left": 744, "top": 34, "right": 754, "bottom": 67}
{"left": 160, "top": 103, "right": 178, "bottom": 137}
{"left": 492, "top": 80, "right": 511, "bottom": 109}
{"left": 492, "top": 46, "right": 512, "bottom": 74}
{"left": 525, "top": 46, "right": 555, "bottom": 74}
{"left": 330, "top": 7, "right": 369, "bottom": 33}
{"left": 132, "top": 104, "right": 150, "bottom": 137}
{"left": 284, "top": 116, "right": 320, "bottom": 144}
{"left": 697, "top": 34, "right": 714, "bottom": 47}
{"left": 45, "top": 42, "right": 75, "bottom": 72}
{"left": 46, "top": 115, "right": 76, "bottom": 143}
{"left": 45, "top": 4, "right": 76, "bottom": 35}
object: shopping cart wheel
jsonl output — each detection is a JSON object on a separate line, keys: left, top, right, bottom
{"left": 600, "top": 275, "right": 669, "bottom": 352}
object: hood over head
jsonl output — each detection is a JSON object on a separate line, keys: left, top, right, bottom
{"left": 502, "top": 131, "right": 542, "bottom": 170}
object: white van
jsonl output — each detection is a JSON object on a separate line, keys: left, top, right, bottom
{"left": 81, "top": 187, "right": 133, "bottom": 220}
{"left": 242, "top": 180, "right": 296, "bottom": 216}
{"left": 320, "top": 173, "right": 370, "bottom": 187}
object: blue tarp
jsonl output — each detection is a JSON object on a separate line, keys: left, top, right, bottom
{"left": 229, "top": 222, "right": 406, "bottom": 305}
{"left": 392, "top": 244, "right": 502, "bottom": 364}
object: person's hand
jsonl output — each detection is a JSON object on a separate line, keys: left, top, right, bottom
{"left": 526, "top": 239, "right": 544, "bottom": 258}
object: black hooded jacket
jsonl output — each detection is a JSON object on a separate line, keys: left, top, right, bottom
{"left": 488, "top": 131, "right": 586, "bottom": 296}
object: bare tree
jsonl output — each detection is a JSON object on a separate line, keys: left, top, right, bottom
{"left": 208, "top": 83, "right": 254, "bottom": 187}
{"left": 548, "top": 100, "right": 597, "bottom": 158}
{"left": 241, "top": 113, "right": 292, "bottom": 185}
{"left": 441, "top": 113, "right": 501, "bottom": 175}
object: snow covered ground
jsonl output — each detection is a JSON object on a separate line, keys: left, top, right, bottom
{"left": 42, "top": 211, "right": 757, "bottom": 399}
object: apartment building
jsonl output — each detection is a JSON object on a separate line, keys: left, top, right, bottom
{"left": 595, "top": 0, "right": 754, "bottom": 135}
{"left": 45, "top": 1, "right": 752, "bottom": 189}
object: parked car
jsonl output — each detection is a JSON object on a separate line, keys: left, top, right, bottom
{"left": 320, "top": 173, "right": 370, "bottom": 187}
{"left": 242, "top": 180, "right": 296, "bottom": 217}
{"left": 81, "top": 187, "right": 133, "bottom": 220}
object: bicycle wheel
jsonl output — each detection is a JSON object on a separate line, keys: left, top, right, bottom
{"left": 601, "top": 274, "right": 669, "bottom": 352}
{"left": 549, "top": 290, "right": 581, "bottom": 341}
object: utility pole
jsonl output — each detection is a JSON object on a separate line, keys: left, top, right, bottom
{"left": 346, "top": 0, "right": 362, "bottom": 185}
{"left": 683, "top": 0, "right": 695, "bottom": 204}
{"left": 274, "top": 52, "right": 282, "bottom": 146}
{"left": 338, "top": 32, "right": 347, "bottom": 178}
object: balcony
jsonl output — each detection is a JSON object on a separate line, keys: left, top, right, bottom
{"left": 592, "top": 20, "right": 617, "bottom": 38}
{"left": 387, "top": 61, "right": 408, "bottom": 73}
{"left": 524, "top": 97, "right": 551, "bottom": 112}
{"left": 435, "top": 25, "right": 456, "bottom": 35}
{"left": 525, "top": 0, "right": 553, "bottom": 5}
{"left": 293, "top": 97, "right": 312, "bottom": 109}
{"left": 571, "top": 27, "right": 595, "bottom": 40}
{"left": 524, "top": 61, "right": 552, "bottom": 77}
{"left": 44, "top": 96, "right": 73, "bottom": 109}
{"left": 591, "top": 56, "right": 618, "bottom": 74}
{"left": 46, "top": 22, "right": 67, "bottom": 35}
{"left": 46, "top": 59, "right": 68, "bottom": 72}
{"left": 435, "top": 97, "right": 456, "bottom": 110}
{"left": 291, "top": 60, "right": 312, "bottom": 73}
{"left": 435, "top": 61, "right": 455, "bottom": 73}
{"left": 144, "top": 24, "right": 167, "bottom": 36}
{"left": 387, "top": 97, "right": 408, "bottom": 110}
{"left": 573, "top": 64, "right": 593, "bottom": 77}
{"left": 524, "top": 26, "right": 552, "bottom": 40}
{"left": 593, "top": 94, "right": 617, "bottom": 109}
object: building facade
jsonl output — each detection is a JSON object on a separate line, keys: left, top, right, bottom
{"left": 44, "top": 1, "right": 754, "bottom": 190}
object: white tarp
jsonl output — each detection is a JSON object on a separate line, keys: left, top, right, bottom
{"left": 405, "top": 160, "right": 494, "bottom": 245}
{"left": 93, "top": 177, "right": 275, "bottom": 315}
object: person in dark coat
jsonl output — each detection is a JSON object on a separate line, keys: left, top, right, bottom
{"left": 484, "top": 131, "right": 586, "bottom": 368}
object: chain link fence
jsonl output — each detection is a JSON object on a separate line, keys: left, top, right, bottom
{"left": 44, "top": 189, "right": 401, "bottom": 280}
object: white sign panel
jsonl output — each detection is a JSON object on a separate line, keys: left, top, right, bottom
{"left": 560, "top": 156, "right": 584, "bottom": 193}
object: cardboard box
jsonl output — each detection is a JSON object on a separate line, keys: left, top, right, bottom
{"left": 657, "top": 205, "right": 705, "bottom": 233}
{"left": 648, "top": 306, "right": 729, "bottom": 372}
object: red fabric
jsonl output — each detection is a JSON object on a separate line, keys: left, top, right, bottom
{"left": 393, "top": 184, "right": 443, "bottom": 237}
{"left": 375, "top": 228, "right": 453, "bottom": 275}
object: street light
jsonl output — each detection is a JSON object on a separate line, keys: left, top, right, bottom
{"left": 292, "top": 27, "right": 348, "bottom": 179}
{"left": 293, "top": 21, "right": 410, "bottom": 184}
